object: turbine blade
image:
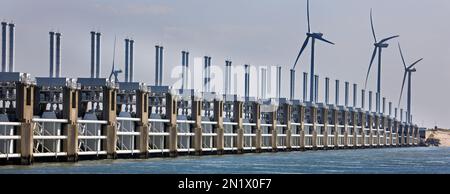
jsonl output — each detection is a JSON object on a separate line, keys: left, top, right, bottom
{"left": 109, "top": 36, "right": 117, "bottom": 81}
{"left": 380, "top": 35, "right": 399, "bottom": 43}
{"left": 316, "top": 36, "right": 335, "bottom": 45}
{"left": 307, "top": 0, "right": 311, "bottom": 33}
{"left": 408, "top": 58, "right": 423, "bottom": 69}
{"left": 364, "top": 47, "right": 377, "bottom": 90}
{"left": 292, "top": 37, "right": 310, "bottom": 69}
{"left": 370, "top": 9, "right": 377, "bottom": 43}
{"left": 398, "top": 71, "right": 407, "bottom": 108}
{"left": 398, "top": 43, "right": 407, "bottom": 69}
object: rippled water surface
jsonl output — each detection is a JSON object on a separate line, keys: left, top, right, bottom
{"left": 0, "top": 147, "right": 449, "bottom": 174}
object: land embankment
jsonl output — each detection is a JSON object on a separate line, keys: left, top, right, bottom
{"left": 426, "top": 128, "right": 450, "bottom": 147}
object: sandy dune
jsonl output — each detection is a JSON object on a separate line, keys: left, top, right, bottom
{"left": 426, "top": 129, "right": 450, "bottom": 147}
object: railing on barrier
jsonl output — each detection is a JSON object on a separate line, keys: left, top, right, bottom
{"left": 316, "top": 124, "right": 325, "bottom": 148}
{"left": 356, "top": 126, "right": 362, "bottom": 146}
{"left": 176, "top": 119, "right": 195, "bottom": 153}
{"left": 304, "top": 123, "right": 313, "bottom": 148}
{"left": 0, "top": 122, "right": 21, "bottom": 159}
{"left": 242, "top": 122, "right": 256, "bottom": 151}
{"left": 337, "top": 125, "right": 345, "bottom": 147}
{"left": 148, "top": 118, "right": 170, "bottom": 154}
{"left": 223, "top": 121, "right": 237, "bottom": 151}
{"left": 372, "top": 129, "right": 378, "bottom": 146}
{"left": 385, "top": 131, "right": 391, "bottom": 145}
{"left": 364, "top": 128, "right": 370, "bottom": 146}
{"left": 348, "top": 126, "right": 354, "bottom": 146}
{"left": 392, "top": 132, "right": 397, "bottom": 145}
{"left": 276, "top": 124, "right": 287, "bottom": 149}
{"left": 290, "top": 123, "right": 301, "bottom": 149}
{"left": 260, "top": 123, "right": 272, "bottom": 150}
{"left": 77, "top": 119, "right": 107, "bottom": 156}
{"left": 326, "top": 125, "right": 334, "bottom": 148}
{"left": 32, "top": 118, "right": 68, "bottom": 157}
{"left": 116, "top": 117, "right": 140, "bottom": 155}
{"left": 201, "top": 120, "right": 218, "bottom": 152}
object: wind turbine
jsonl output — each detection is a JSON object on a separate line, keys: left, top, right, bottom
{"left": 291, "top": 0, "right": 334, "bottom": 102}
{"left": 109, "top": 36, "right": 122, "bottom": 82}
{"left": 364, "top": 9, "right": 399, "bottom": 113}
{"left": 397, "top": 43, "right": 423, "bottom": 124}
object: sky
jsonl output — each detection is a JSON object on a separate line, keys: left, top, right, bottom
{"left": 1, "top": 0, "right": 449, "bottom": 128}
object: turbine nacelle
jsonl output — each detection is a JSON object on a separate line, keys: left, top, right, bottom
{"left": 374, "top": 42, "right": 389, "bottom": 48}
{"left": 408, "top": 68, "right": 417, "bottom": 72}
{"left": 307, "top": 32, "right": 323, "bottom": 38}
{"left": 291, "top": 0, "right": 334, "bottom": 70}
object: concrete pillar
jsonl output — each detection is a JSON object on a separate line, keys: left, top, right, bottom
{"left": 352, "top": 110, "right": 357, "bottom": 148}
{"left": 415, "top": 125, "right": 419, "bottom": 145}
{"left": 270, "top": 107, "right": 277, "bottom": 152}
{"left": 343, "top": 109, "right": 349, "bottom": 147}
{"left": 102, "top": 86, "right": 117, "bottom": 159}
{"left": 406, "top": 124, "right": 411, "bottom": 146}
{"left": 299, "top": 104, "right": 306, "bottom": 150}
{"left": 234, "top": 100, "right": 244, "bottom": 153}
{"left": 394, "top": 120, "right": 400, "bottom": 146}
{"left": 373, "top": 115, "right": 379, "bottom": 147}
{"left": 333, "top": 108, "right": 338, "bottom": 148}
{"left": 311, "top": 104, "right": 318, "bottom": 149}
{"left": 16, "top": 83, "right": 35, "bottom": 164}
{"left": 322, "top": 107, "right": 329, "bottom": 148}
{"left": 192, "top": 98, "right": 202, "bottom": 155}
{"left": 388, "top": 118, "right": 393, "bottom": 146}
{"left": 213, "top": 99, "right": 224, "bottom": 154}
{"left": 368, "top": 113, "right": 373, "bottom": 147}
{"left": 361, "top": 111, "right": 366, "bottom": 146}
{"left": 62, "top": 86, "right": 79, "bottom": 162}
{"left": 166, "top": 93, "right": 178, "bottom": 156}
{"left": 136, "top": 89, "right": 149, "bottom": 158}
{"left": 284, "top": 103, "right": 292, "bottom": 150}
{"left": 399, "top": 123, "right": 404, "bottom": 146}
{"left": 381, "top": 115, "right": 387, "bottom": 146}
{"left": 252, "top": 102, "right": 262, "bottom": 152}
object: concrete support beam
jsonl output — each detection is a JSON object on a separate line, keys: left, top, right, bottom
{"left": 352, "top": 110, "right": 357, "bottom": 148}
{"left": 299, "top": 104, "right": 305, "bottom": 150}
{"left": 333, "top": 108, "right": 338, "bottom": 148}
{"left": 270, "top": 108, "right": 277, "bottom": 152}
{"left": 311, "top": 105, "right": 318, "bottom": 149}
{"left": 16, "top": 83, "right": 35, "bottom": 164}
{"left": 62, "top": 87, "right": 79, "bottom": 162}
{"left": 399, "top": 124, "right": 404, "bottom": 146}
{"left": 102, "top": 86, "right": 117, "bottom": 159}
{"left": 166, "top": 93, "right": 178, "bottom": 156}
{"left": 323, "top": 107, "right": 329, "bottom": 148}
{"left": 395, "top": 120, "right": 400, "bottom": 146}
{"left": 192, "top": 98, "right": 202, "bottom": 155}
{"left": 375, "top": 115, "right": 380, "bottom": 147}
{"left": 343, "top": 110, "right": 349, "bottom": 147}
{"left": 388, "top": 118, "right": 393, "bottom": 146}
{"left": 407, "top": 124, "right": 411, "bottom": 145}
{"left": 252, "top": 102, "right": 262, "bottom": 152}
{"left": 136, "top": 90, "right": 149, "bottom": 158}
{"left": 368, "top": 114, "right": 374, "bottom": 147}
{"left": 415, "top": 125, "right": 419, "bottom": 145}
{"left": 284, "top": 103, "right": 292, "bottom": 150}
{"left": 361, "top": 111, "right": 366, "bottom": 146}
{"left": 381, "top": 116, "right": 387, "bottom": 146}
{"left": 214, "top": 99, "right": 224, "bottom": 154}
{"left": 234, "top": 100, "right": 244, "bottom": 153}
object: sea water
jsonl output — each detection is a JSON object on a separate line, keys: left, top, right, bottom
{"left": 0, "top": 147, "right": 448, "bottom": 174}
